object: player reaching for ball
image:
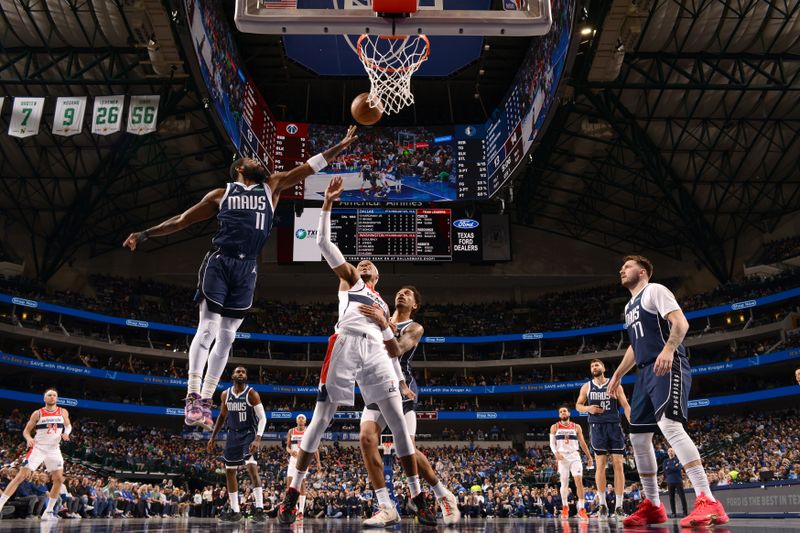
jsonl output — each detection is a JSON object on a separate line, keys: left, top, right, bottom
{"left": 123, "top": 127, "right": 357, "bottom": 431}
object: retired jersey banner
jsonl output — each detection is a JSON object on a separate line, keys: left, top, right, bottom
{"left": 91, "top": 95, "right": 125, "bottom": 135}
{"left": 126, "top": 95, "right": 160, "bottom": 135}
{"left": 8, "top": 97, "right": 45, "bottom": 138}
{"left": 52, "top": 96, "right": 87, "bottom": 136}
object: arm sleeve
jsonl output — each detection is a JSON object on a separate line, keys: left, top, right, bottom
{"left": 643, "top": 283, "right": 681, "bottom": 318}
{"left": 392, "top": 358, "right": 404, "bottom": 383}
{"left": 549, "top": 434, "right": 558, "bottom": 456}
{"left": 316, "top": 209, "right": 346, "bottom": 269}
{"left": 254, "top": 403, "right": 267, "bottom": 436}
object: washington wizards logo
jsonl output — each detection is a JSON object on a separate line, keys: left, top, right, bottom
{"left": 286, "top": 123, "right": 299, "bottom": 135}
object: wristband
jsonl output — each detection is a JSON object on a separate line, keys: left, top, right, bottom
{"left": 307, "top": 153, "right": 328, "bottom": 172}
{"left": 382, "top": 327, "right": 394, "bottom": 341}
{"left": 64, "top": 426, "right": 72, "bottom": 436}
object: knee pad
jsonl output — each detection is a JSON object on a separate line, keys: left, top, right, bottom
{"left": 197, "top": 321, "right": 218, "bottom": 350}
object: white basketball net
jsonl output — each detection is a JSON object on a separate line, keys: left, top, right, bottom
{"left": 357, "top": 34, "right": 430, "bottom": 115}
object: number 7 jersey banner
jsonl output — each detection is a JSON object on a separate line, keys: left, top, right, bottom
{"left": 8, "top": 97, "right": 45, "bottom": 138}
{"left": 91, "top": 95, "right": 125, "bottom": 135}
{"left": 127, "top": 95, "right": 160, "bottom": 135}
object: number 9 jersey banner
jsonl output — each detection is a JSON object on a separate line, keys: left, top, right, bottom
{"left": 127, "top": 95, "right": 160, "bottom": 135}
{"left": 8, "top": 97, "right": 45, "bottom": 138}
{"left": 91, "top": 95, "right": 125, "bottom": 136}
{"left": 52, "top": 97, "right": 87, "bottom": 137}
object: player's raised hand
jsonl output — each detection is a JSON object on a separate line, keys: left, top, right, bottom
{"left": 123, "top": 232, "right": 143, "bottom": 251}
{"left": 324, "top": 176, "right": 345, "bottom": 204}
{"left": 339, "top": 125, "right": 358, "bottom": 148}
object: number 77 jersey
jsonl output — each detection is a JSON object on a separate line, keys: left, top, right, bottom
{"left": 624, "top": 282, "right": 687, "bottom": 366}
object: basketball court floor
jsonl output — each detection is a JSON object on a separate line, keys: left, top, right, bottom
{"left": 1, "top": 517, "right": 799, "bottom": 532}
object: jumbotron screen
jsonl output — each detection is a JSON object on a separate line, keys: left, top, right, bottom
{"left": 184, "top": 0, "right": 574, "bottom": 202}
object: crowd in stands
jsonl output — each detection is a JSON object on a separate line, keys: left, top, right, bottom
{"left": 1, "top": 269, "right": 797, "bottom": 343}
{"left": 1, "top": 409, "right": 798, "bottom": 520}
{"left": 748, "top": 235, "right": 800, "bottom": 266}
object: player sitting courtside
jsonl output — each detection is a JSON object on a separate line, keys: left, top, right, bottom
{"left": 124, "top": 126, "right": 357, "bottom": 431}
{"left": 550, "top": 406, "right": 592, "bottom": 521}
{"left": 359, "top": 286, "right": 460, "bottom": 527}
{"left": 0, "top": 389, "right": 72, "bottom": 521}
{"left": 207, "top": 366, "right": 267, "bottom": 523}
{"left": 276, "top": 176, "right": 436, "bottom": 526}
{"left": 575, "top": 359, "right": 631, "bottom": 520}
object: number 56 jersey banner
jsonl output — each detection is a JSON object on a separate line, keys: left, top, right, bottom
{"left": 127, "top": 95, "right": 160, "bottom": 135}
{"left": 91, "top": 95, "right": 125, "bottom": 135}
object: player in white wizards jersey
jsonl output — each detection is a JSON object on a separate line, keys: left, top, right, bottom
{"left": 550, "top": 406, "right": 592, "bottom": 521}
{"left": 0, "top": 389, "right": 72, "bottom": 521}
{"left": 277, "top": 176, "right": 436, "bottom": 526}
{"left": 285, "top": 415, "right": 320, "bottom": 519}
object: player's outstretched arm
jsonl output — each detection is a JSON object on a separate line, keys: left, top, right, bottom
{"left": 317, "top": 176, "right": 359, "bottom": 289}
{"left": 208, "top": 390, "right": 228, "bottom": 454}
{"left": 123, "top": 188, "right": 225, "bottom": 251}
{"left": 269, "top": 126, "right": 358, "bottom": 198}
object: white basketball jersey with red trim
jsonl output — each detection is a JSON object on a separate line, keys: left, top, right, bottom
{"left": 335, "top": 278, "right": 390, "bottom": 341}
{"left": 555, "top": 421, "right": 579, "bottom": 455}
{"left": 35, "top": 407, "right": 64, "bottom": 448}
{"left": 290, "top": 428, "right": 304, "bottom": 451}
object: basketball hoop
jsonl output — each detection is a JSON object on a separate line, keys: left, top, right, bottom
{"left": 356, "top": 34, "right": 430, "bottom": 115}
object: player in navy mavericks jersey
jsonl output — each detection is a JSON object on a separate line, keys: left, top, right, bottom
{"left": 123, "top": 127, "right": 357, "bottom": 430}
{"left": 608, "top": 255, "right": 728, "bottom": 528}
{"left": 359, "top": 286, "right": 460, "bottom": 527}
{"left": 208, "top": 366, "right": 267, "bottom": 522}
{"left": 576, "top": 359, "right": 630, "bottom": 519}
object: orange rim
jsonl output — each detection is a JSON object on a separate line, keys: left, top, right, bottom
{"left": 357, "top": 34, "right": 430, "bottom": 73}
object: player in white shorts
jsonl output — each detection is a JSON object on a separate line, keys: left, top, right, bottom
{"left": 359, "top": 286, "right": 460, "bottom": 527}
{"left": 277, "top": 176, "right": 436, "bottom": 526}
{"left": 550, "top": 405, "right": 593, "bottom": 521}
{"left": 285, "top": 415, "right": 319, "bottom": 519}
{"left": 0, "top": 388, "right": 72, "bottom": 521}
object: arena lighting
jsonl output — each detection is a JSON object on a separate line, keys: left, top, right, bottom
{"left": 580, "top": 26, "right": 593, "bottom": 35}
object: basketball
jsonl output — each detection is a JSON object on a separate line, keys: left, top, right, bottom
{"left": 351, "top": 92, "right": 383, "bottom": 126}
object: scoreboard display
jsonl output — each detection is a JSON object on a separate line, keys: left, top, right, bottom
{"left": 290, "top": 207, "right": 506, "bottom": 263}
{"left": 274, "top": 121, "right": 308, "bottom": 199}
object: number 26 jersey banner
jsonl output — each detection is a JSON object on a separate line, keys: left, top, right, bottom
{"left": 91, "top": 95, "right": 125, "bottom": 136}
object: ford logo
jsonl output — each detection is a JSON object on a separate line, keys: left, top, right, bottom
{"left": 453, "top": 218, "right": 479, "bottom": 229}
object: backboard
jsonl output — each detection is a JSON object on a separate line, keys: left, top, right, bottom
{"left": 234, "top": 0, "right": 552, "bottom": 37}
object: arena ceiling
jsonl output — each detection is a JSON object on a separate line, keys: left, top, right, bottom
{"left": 1, "top": 0, "right": 798, "bottom": 283}
{"left": 515, "top": 0, "right": 800, "bottom": 282}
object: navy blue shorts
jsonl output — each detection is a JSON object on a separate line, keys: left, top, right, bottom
{"left": 630, "top": 356, "right": 691, "bottom": 434}
{"left": 222, "top": 429, "right": 256, "bottom": 466}
{"left": 589, "top": 423, "right": 626, "bottom": 455}
{"left": 194, "top": 250, "right": 257, "bottom": 318}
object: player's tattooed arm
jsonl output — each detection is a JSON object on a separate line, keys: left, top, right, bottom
{"left": 654, "top": 309, "right": 689, "bottom": 376}
{"left": 396, "top": 323, "right": 424, "bottom": 354}
{"left": 123, "top": 188, "right": 225, "bottom": 250}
